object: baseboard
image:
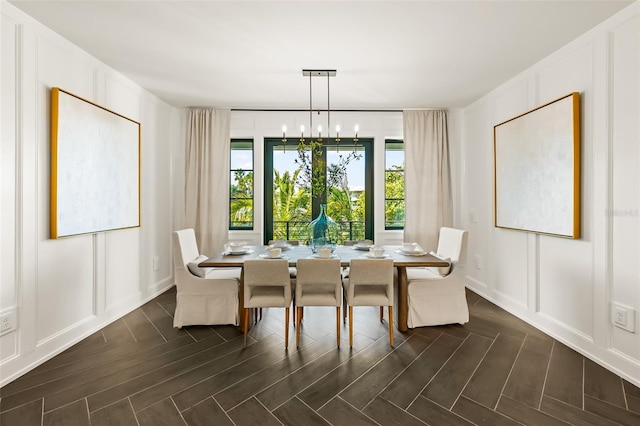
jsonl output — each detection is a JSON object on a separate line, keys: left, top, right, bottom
{"left": 0, "top": 282, "right": 176, "bottom": 388}
{"left": 465, "top": 282, "right": 640, "bottom": 388}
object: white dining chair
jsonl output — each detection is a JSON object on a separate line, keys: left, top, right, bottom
{"left": 406, "top": 227, "right": 469, "bottom": 327}
{"left": 342, "top": 258, "right": 395, "bottom": 347}
{"left": 243, "top": 259, "right": 293, "bottom": 348}
{"left": 295, "top": 258, "right": 342, "bottom": 348}
{"left": 172, "top": 229, "right": 240, "bottom": 328}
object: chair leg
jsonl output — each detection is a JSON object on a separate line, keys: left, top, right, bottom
{"left": 343, "top": 294, "right": 347, "bottom": 323}
{"left": 296, "top": 307, "right": 302, "bottom": 348}
{"left": 292, "top": 302, "right": 296, "bottom": 326}
{"left": 243, "top": 308, "right": 249, "bottom": 348}
{"left": 380, "top": 306, "right": 384, "bottom": 322}
{"left": 284, "top": 307, "right": 290, "bottom": 349}
{"left": 335, "top": 307, "right": 340, "bottom": 347}
{"left": 388, "top": 306, "right": 394, "bottom": 347}
{"left": 349, "top": 306, "right": 353, "bottom": 347}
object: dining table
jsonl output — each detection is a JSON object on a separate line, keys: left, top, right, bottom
{"left": 199, "top": 244, "right": 450, "bottom": 332}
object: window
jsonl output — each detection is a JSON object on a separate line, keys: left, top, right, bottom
{"left": 385, "top": 139, "right": 404, "bottom": 229}
{"left": 229, "top": 139, "right": 254, "bottom": 230}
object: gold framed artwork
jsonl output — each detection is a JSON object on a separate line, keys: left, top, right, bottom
{"left": 50, "top": 87, "right": 141, "bottom": 239}
{"left": 494, "top": 92, "right": 580, "bottom": 239}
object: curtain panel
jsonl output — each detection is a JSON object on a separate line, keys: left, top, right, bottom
{"left": 403, "top": 110, "right": 453, "bottom": 251}
{"left": 185, "top": 108, "right": 231, "bottom": 256}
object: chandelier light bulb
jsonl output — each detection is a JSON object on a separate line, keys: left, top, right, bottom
{"left": 354, "top": 124, "right": 359, "bottom": 133}
{"left": 282, "top": 125, "right": 287, "bottom": 133}
{"left": 300, "top": 125, "right": 305, "bottom": 133}
{"left": 335, "top": 125, "right": 341, "bottom": 133}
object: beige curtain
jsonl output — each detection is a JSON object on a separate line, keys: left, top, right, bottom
{"left": 403, "top": 110, "right": 452, "bottom": 250}
{"left": 185, "top": 108, "right": 231, "bottom": 256}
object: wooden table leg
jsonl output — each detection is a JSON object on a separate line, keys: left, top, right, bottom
{"left": 238, "top": 267, "right": 246, "bottom": 330}
{"left": 394, "top": 266, "right": 409, "bottom": 332}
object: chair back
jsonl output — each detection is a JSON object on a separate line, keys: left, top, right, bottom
{"left": 244, "top": 259, "right": 290, "bottom": 286}
{"left": 348, "top": 259, "right": 393, "bottom": 301}
{"left": 436, "top": 227, "right": 468, "bottom": 264}
{"left": 173, "top": 228, "right": 200, "bottom": 268}
{"left": 348, "top": 258, "right": 394, "bottom": 287}
{"left": 296, "top": 258, "right": 341, "bottom": 287}
{"left": 296, "top": 259, "right": 341, "bottom": 304}
{"left": 243, "top": 259, "right": 292, "bottom": 308}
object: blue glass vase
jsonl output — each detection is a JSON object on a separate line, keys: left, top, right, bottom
{"left": 307, "top": 204, "right": 339, "bottom": 253}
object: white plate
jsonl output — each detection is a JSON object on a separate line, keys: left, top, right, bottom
{"left": 224, "top": 249, "right": 253, "bottom": 256}
{"left": 363, "top": 253, "right": 389, "bottom": 259}
{"left": 259, "top": 253, "right": 286, "bottom": 259}
{"left": 352, "top": 245, "right": 372, "bottom": 251}
{"left": 396, "top": 249, "right": 427, "bottom": 256}
{"left": 311, "top": 254, "right": 337, "bottom": 259}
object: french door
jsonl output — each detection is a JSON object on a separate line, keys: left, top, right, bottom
{"left": 264, "top": 137, "right": 373, "bottom": 244}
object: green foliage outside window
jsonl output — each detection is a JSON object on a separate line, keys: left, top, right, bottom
{"left": 271, "top": 166, "right": 367, "bottom": 243}
{"left": 230, "top": 139, "right": 254, "bottom": 229}
{"left": 385, "top": 140, "right": 405, "bottom": 229}
{"left": 230, "top": 169, "right": 253, "bottom": 229}
{"left": 385, "top": 166, "right": 405, "bottom": 228}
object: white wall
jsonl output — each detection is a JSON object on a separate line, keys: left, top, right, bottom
{"left": 0, "top": 2, "right": 178, "bottom": 386}
{"left": 459, "top": 3, "right": 639, "bottom": 386}
{"left": 229, "top": 110, "right": 406, "bottom": 245}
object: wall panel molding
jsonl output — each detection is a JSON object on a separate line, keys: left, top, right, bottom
{"left": 0, "top": 1, "right": 178, "bottom": 388}
{"left": 461, "top": 3, "right": 639, "bottom": 387}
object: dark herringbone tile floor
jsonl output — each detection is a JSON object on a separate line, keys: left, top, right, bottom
{"left": 1, "top": 287, "right": 639, "bottom": 425}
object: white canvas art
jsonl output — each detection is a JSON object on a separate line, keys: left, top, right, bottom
{"left": 51, "top": 88, "right": 140, "bottom": 238}
{"left": 494, "top": 92, "right": 580, "bottom": 238}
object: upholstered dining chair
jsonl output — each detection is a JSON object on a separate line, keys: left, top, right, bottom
{"left": 172, "top": 229, "right": 240, "bottom": 328}
{"left": 294, "top": 258, "right": 342, "bottom": 348}
{"left": 342, "top": 258, "right": 395, "bottom": 347}
{"left": 406, "top": 227, "right": 469, "bottom": 328}
{"left": 243, "top": 259, "right": 293, "bottom": 348}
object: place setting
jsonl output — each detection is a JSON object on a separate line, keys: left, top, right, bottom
{"left": 362, "top": 246, "right": 390, "bottom": 259}
{"left": 351, "top": 239, "right": 374, "bottom": 251}
{"left": 259, "top": 246, "right": 287, "bottom": 259}
{"left": 222, "top": 241, "right": 253, "bottom": 256}
{"left": 310, "top": 246, "right": 338, "bottom": 259}
{"left": 396, "top": 242, "right": 427, "bottom": 256}
{"left": 268, "top": 239, "right": 293, "bottom": 250}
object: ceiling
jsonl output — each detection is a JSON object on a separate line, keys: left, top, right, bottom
{"left": 9, "top": 0, "right": 633, "bottom": 109}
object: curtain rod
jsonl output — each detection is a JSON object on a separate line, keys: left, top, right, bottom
{"left": 231, "top": 108, "right": 403, "bottom": 113}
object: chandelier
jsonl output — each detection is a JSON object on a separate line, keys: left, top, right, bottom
{"left": 281, "top": 69, "right": 359, "bottom": 151}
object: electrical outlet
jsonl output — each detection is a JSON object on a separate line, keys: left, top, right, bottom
{"left": 153, "top": 256, "right": 160, "bottom": 271}
{"left": 469, "top": 210, "right": 478, "bottom": 223}
{"left": 612, "top": 303, "right": 635, "bottom": 333}
{"left": 474, "top": 254, "right": 483, "bottom": 270}
{"left": 0, "top": 310, "right": 16, "bottom": 335}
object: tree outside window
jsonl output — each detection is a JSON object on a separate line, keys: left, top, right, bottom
{"left": 385, "top": 139, "right": 404, "bottom": 229}
{"left": 230, "top": 139, "right": 253, "bottom": 229}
